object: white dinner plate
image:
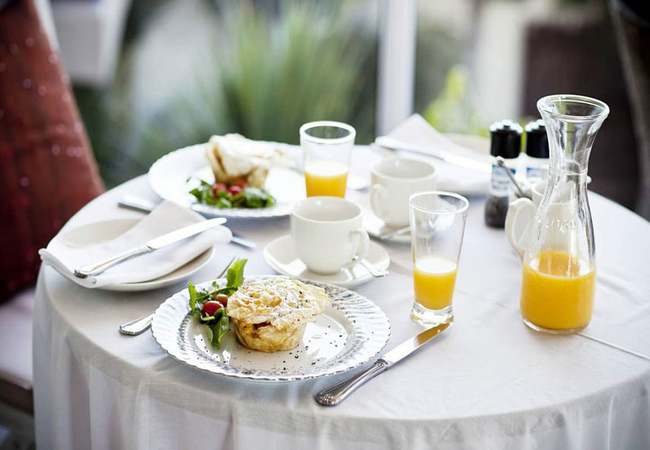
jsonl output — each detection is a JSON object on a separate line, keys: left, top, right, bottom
{"left": 152, "top": 275, "right": 391, "bottom": 382}
{"left": 148, "top": 143, "right": 305, "bottom": 219}
{"left": 263, "top": 235, "right": 391, "bottom": 288}
{"left": 57, "top": 218, "right": 214, "bottom": 292}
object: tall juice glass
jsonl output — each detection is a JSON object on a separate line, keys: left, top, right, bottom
{"left": 409, "top": 191, "right": 469, "bottom": 326}
{"left": 300, "top": 121, "right": 355, "bottom": 198}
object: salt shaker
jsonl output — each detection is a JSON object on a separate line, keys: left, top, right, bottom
{"left": 523, "top": 119, "right": 549, "bottom": 183}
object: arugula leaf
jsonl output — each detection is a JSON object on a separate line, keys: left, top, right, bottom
{"left": 227, "top": 259, "right": 247, "bottom": 288}
{"left": 188, "top": 282, "right": 198, "bottom": 311}
{"left": 215, "top": 197, "right": 232, "bottom": 208}
{"left": 188, "top": 188, "right": 203, "bottom": 203}
{"left": 187, "top": 259, "right": 248, "bottom": 349}
{"left": 200, "top": 307, "right": 224, "bottom": 322}
{"left": 212, "top": 258, "right": 247, "bottom": 296}
{"left": 211, "top": 315, "right": 230, "bottom": 348}
{"left": 188, "top": 178, "right": 276, "bottom": 210}
{"left": 206, "top": 326, "right": 214, "bottom": 345}
{"left": 200, "top": 312, "right": 215, "bottom": 323}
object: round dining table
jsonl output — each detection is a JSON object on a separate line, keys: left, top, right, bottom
{"left": 33, "top": 146, "right": 650, "bottom": 450}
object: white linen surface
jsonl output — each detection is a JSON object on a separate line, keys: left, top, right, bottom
{"left": 33, "top": 150, "right": 650, "bottom": 450}
{"left": 38, "top": 201, "right": 231, "bottom": 288}
{"left": 376, "top": 114, "right": 492, "bottom": 196}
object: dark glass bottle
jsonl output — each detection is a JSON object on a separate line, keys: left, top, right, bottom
{"left": 484, "top": 120, "right": 522, "bottom": 228}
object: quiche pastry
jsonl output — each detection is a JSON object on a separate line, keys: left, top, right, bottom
{"left": 227, "top": 279, "right": 330, "bottom": 352}
{"left": 205, "top": 133, "right": 288, "bottom": 187}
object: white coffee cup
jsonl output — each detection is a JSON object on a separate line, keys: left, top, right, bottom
{"left": 291, "top": 197, "right": 370, "bottom": 274}
{"left": 370, "top": 157, "right": 437, "bottom": 228}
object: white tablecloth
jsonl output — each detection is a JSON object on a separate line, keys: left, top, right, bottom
{"left": 33, "top": 147, "right": 650, "bottom": 450}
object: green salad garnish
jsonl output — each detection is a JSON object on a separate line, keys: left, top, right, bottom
{"left": 188, "top": 178, "right": 276, "bottom": 209}
{"left": 188, "top": 259, "right": 247, "bottom": 349}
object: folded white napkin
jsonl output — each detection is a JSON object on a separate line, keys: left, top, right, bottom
{"left": 376, "top": 114, "right": 492, "bottom": 196}
{"left": 39, "top": 201, "right": 232, "bottom": 288}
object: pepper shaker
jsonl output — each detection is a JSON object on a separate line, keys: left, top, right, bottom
{"left": 485, "top": 120, "right": 522, "bottom": 228}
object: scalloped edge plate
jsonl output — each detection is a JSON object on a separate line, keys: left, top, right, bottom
{"left": 151, "top": 275, "right": 391, "bottom": 382}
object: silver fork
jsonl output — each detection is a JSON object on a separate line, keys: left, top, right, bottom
{"left": 118, "top": 256, "right": 237, "bottom": 336}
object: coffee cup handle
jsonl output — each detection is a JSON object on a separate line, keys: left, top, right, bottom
{"left": 346, "top": 229, "right": 370, "bottom": 268}
{"left": 370, "top": 184, "right": 389, "bottom": 221}
{"left": 505, "top": 198, "right": 536, "bottom": 260}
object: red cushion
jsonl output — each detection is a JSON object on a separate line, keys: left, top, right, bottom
{"left": 0, "top": 0, "right": 105, "bottom": 300}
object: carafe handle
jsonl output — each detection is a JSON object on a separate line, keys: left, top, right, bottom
{"left": 505, "top": 198, "right": 537, "bottom": 260}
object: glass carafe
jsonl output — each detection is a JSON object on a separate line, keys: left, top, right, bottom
{"left": 520, "top": 94, "right": 609, "bottom": 334}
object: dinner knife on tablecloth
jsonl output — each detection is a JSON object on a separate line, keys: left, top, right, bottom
{"left": 73, "top": 218, "right": 226, "bottom": 279}
{"left": 315, "top": 321, "right": 452, "bottom": 406}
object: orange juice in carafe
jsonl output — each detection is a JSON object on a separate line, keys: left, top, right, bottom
{"left": 520, "top": 250, "right": 595, "bottom": 331}
{"left": 304, "top": 161, "right": 349, "bottom": 197}
{"left": 519, "top": 95, "right": 609, "bottom": 333}
{"left": 413, "top": 257, "right": 458, "bottom": 310}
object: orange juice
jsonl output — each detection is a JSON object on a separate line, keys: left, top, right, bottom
{"left": 304, "top": 161, "right": 349, "bottom": 197}
{"left": 521, "top": 250, "right": 595, "bottom": 331}
{"left": 413, "top": 257, "right": 458, "bottom": 310}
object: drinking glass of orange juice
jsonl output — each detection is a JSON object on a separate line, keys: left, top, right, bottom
{"left": 300, "top": 121, "right": 355, "bottom": 198}
{"left": 409, "top": 191, "right": 469, "bottom": 326}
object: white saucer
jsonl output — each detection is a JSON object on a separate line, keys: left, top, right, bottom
{"left": 363, "top": 214, "right": 411, "bottom": 244}
{"left": 57, "top": 218, "right": 214, "bottom": 292}
{"left": 263, "top": 235, "right": 390, "bottom": 288}
{"left": 354, "top": 196, "right": 411, "bottom": 244}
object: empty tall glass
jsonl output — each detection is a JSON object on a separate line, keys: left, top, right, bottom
{"left": 300, "top": 121, "right": 356, "bottom": 198}
{"left": 409, "top": 192, "right": 469, "bottom": 326}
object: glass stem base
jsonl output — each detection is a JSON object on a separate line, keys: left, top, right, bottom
{"left": 522, "top": 318, "right": 587, "bottom": 335}
{"left": 411, "top": 302, "right": 453, "bottom": 327}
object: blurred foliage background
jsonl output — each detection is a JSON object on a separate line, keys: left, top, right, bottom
{"left": 74, "top": 0, "right": 620, "bottom": 198}
{"left": 74, "top": 0, "right": 464, "bottom": 187}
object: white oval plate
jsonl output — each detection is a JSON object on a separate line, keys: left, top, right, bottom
{"left": 152, "top": 275, "right": 391, "bottom": 382}
{"left": 57, "top": 218, "right": 214, "bottom": 292}
{"left": 148, "top": 143, "right": 305, "bottom": 219}
{"left": 263, "top": 235, "right": 391, "bottom": 288}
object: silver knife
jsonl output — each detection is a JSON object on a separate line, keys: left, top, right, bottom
{"left": 375, "top": 136, "right": 492, "bottom": 174}
{"left": 118, "top": 196, "right": 257, "bottom": 250}
{"left": 315, "top": 321, "right": 452, "bottom": 406}
{"left": 73, "top": 218, "right": 226, "bottom": 279}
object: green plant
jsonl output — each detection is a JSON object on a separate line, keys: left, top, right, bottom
{"left": 423, "top": 65, "right": 488, "bottom": 137}
{"left": 141, "top": 0, "right": 375, "bottom": 159}
{"left": 77, "top": 0, "right": 377, "bottom": 187}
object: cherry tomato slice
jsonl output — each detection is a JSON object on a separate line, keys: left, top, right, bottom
{"left": 215, "top": 294, "right": 229, "bottom": 307}
{"left": 201, "top": 300, "right": 223, "bottom": 316}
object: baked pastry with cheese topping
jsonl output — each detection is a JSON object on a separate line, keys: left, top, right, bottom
{"left": 226, "top": 279, "right": 330, "bottom": 352}
{"left": 205, "top": 134, "right": 287, "bottom": 187}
